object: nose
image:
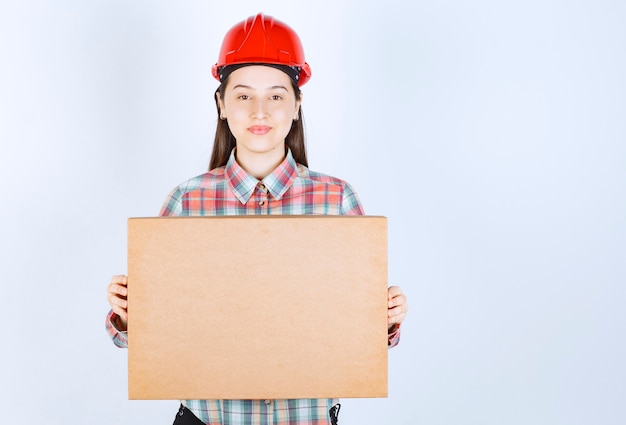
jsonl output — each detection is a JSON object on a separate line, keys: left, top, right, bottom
{"left": 251, "top": 98, "right": 268, "bottom": 119}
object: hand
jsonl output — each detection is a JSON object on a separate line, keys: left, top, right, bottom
{"left": 107, "top": 275, "right": 128, "bottom": 330}
{"left": 388, "top": 285, "right": 408, "bottom": 329}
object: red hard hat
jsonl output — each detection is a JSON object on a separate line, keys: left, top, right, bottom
{"left": 212, "top": 13, "right": 312, "bottom": 86}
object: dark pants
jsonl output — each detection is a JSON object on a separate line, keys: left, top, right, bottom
{"left": 172, "top": 405, "right": 205, "bottom": 425}
{"left": 172, "top": 402, "right": 341, "bottom": 425}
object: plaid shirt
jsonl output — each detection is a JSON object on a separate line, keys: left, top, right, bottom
{"left": 106, "top": 149, "right": 401, "bottom": 424}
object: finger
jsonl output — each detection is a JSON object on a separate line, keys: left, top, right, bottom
{"left": 107, "top": 275, "right": 129, "bottom": 322}
{"left": 108, "top": 292, "right": 128, "bottom": 308}
{"left": 388, "top": 306, "right": 407, "bottom": 325}
{"left": 388, "top": 293, "right": 406, "bottom": 308}
{"left": 387, "top": 285, "right": 402, "bottom": 299}
{"left": 111, "top": 303, "right": 128, "bottom": 321}
{"left": 108, "top": 291, "right": 127, "bottom": 315}
{"left": 108, "top": 282, "right": 128, "bottom": 297}
{"left": 108, "top": 275, "right": 128, "bottom": 297}
{"left": 387, "top": 286, "right": 402, "bottom": 298}
{"left": 388, "top": 313, "right": 406, "bottom": 326}
{"left": 387, "top": 302, "right": 409, "bottom": 325}
{"left": 109, "top": 275, "right": 128, "bottom": 287}
{"left": 109, "top": 298, "right": 128, "bottom": 323}
{"left": 388, "top": 303, "right": 408, "bottom": 317}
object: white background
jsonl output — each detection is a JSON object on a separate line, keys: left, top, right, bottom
{"left": 1, "top": 1, "right": 625, "bottom": 424}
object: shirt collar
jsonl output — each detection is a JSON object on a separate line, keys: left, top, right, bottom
{"left": 224, "top": 148, "right": 299, "bottom": 204}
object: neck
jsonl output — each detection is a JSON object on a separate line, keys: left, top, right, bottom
{"left": 235, "top": 147, "right": 286, "bottom": 179}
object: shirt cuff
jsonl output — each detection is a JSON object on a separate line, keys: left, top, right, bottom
{"left": 105, "top": 309, "right": 128, "bottom": 348}
{"left": 387, "top": 324, "right": 401, "bottom": 348}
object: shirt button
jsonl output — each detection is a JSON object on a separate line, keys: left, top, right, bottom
{"left": 259, "top": 200, "right": 265, "bottom": 206}
{"left": 264, "top": 399, "right": 271, "bottom": 405}
{"left": 258, "top": 183, "right": 266, "bottom": 191}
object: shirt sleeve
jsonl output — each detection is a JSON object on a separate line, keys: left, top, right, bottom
{"left": 105, "top": 309, "right": 128, "bottom": 348}
{"left": 341, "top": 182, "right": 365, "bottom": 216}
{"left": 159, "top": 184, "right": 186, "bottom": 216}
{"left": 388, "top": 324, "right": 401, "bottom": 348}
{"left": 340, "top": 181, "right": 401, "bottom": 347}
{"left": 105, "top": 186, "right": 185, "bottom": 349}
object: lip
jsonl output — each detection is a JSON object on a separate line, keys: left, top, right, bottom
{"left": 248, "top": 125, "right": 272, "bottom": 135}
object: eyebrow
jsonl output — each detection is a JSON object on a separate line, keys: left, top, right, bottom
{"left": 231, "top": 84, "right": 289, "bottom": 91}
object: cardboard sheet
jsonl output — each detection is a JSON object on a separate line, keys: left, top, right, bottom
{"left": 127, "top": 216, "right": 388, "bottom": 400}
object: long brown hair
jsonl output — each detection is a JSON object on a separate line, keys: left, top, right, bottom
{"left": 209, "top": 76, "right": 308, "bottom": 171}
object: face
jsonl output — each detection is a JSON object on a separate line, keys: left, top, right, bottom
{"left": 217, "top": 65, "right": 301, "bottom": 165}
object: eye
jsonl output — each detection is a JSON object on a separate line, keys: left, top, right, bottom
{"left": 271, "top": 95, "right": 283, "bottom": 101}
{"left": 238, "top": 94, "right": 250, "bottom": 100}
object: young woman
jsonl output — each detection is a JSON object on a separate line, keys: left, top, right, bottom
{"left": 106, "top": 13, "right": 408, "bottom": 425}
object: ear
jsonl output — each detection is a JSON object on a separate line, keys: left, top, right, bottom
{"left": 294, "top": 92, "right": 303, "bottom": 120}
{"left": 216, "top": 91, "right": 226, "bottom": 119}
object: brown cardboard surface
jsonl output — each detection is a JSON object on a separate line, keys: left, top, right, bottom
{"left": 127, "top": 216, "right": 388, "bottom": 400}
